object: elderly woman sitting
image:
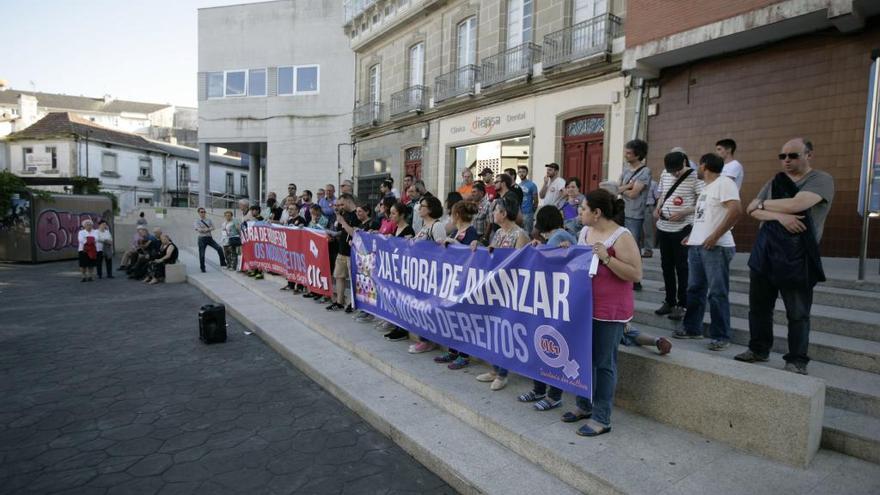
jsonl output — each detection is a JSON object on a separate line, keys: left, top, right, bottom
{"left": 144, "top": 234, "right": 179, "bottom": 284}
{"left": 118, "top": 226, "right": 149, "bottom": 270}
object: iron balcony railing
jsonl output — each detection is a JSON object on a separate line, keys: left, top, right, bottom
{"left": 481, "top": 42, "right": 542, "bottom": 89}
{"left": 434, "top": 65, "right": 479, "bottom": 103}
{"left": 542, "top": 13, "right": 622, "bottom": 70}
{"left": 390, "top": 85, "right": 429, "bottom": 117}
{"left": 353, "top": 101, "right": 384, "bottom": 128}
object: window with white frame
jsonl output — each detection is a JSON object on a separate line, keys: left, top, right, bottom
{"left": 207, "top": 72, "right": 224, "bottom": 98}
{"left": 296, "top": 66, "right": 319, "bottom": 93}
{"left": 572, "top": 0, "right": 606, "bottom": 24}
{"left": 457, "top": 17, "right": 477, "bottom": 67}
{"left": 225, "top": 70, "right": 246, "bottom": 97}
{"left": 137, "top": 197, "right": 152, "bottom": 205}
{"left": 139, "top": 157, "right": 152, "bottom": 178}
{"left": 22, "top": 147, "right": 32, "bottom": 171}
{"left": 409, "top": 43, "right": 424, "bottom": 87}
{"left": 507, "top": 0, "right": 533, "bottom": 47}
{"left": 248, "top": 69, "right": 267, "bottom": 96}
{"left": 278, "top": 66, "right": 294, "bottom": 95}
{"left": 368, "top": 64, "right": 380, "bottom": 103}
{"left": 101, "top": 153, "right": 117, "bottom": 174}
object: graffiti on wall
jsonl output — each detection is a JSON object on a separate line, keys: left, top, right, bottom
{"left": 35, "top": 210, "right": 108, "bottom": 252}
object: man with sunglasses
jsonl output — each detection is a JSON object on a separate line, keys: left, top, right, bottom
{"left": 735, "top": 138, "right": 834, "bottom": 375}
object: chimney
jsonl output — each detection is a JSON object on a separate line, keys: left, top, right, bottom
{"left": 17, "top": 94, "right": 38, "bottom": 129}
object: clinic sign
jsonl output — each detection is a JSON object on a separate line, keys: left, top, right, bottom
{"left": 442, "top": 99, "right": 535, "bottom": 141}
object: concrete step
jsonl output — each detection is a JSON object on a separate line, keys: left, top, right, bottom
{"left": 179, "top": 254, "right": 582, "bottom": 495}
{"left": 823, "top": 407, "right": 880, "bottom": 465}
{"left": 629, "top": 321, "right": 880, "bottom": 463}
{"left": 640, "top": 265, "right": 880, "bottom": 314}
{"left": 636, "top": 278, "right": 880, "bottom": 343}
{"left": 632, "top": 299, "right": 880, "bottom": 374}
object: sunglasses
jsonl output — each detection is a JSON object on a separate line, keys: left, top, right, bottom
{"left": 778, "top": 153, "right": 802, "bottom": 160}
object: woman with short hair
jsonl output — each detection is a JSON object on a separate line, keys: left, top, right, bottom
{"left": 77, "top": 219, "right": 99, "bottom": 282}
{"left": 95, "top": 220, "right": 114, "bottom": 279}
{"left": 144, "top": 234, "right": 179, "bottom": 285}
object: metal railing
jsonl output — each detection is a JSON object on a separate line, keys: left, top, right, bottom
{"left": 434, "top": 65, "right": 480, "bottom": 103}
{"left": 542, "top": 13, "right": 622, "bottom": 70}
{"left": 481, "top": 42, "right": 542, "bottom": 89}
{"left": 390, "top": 85, "right": 429, "bottom": 116}
{"left": 353, "top": 101, "right": 384, "bottom": 128}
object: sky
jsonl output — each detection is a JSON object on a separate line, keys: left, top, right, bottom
{"left": 1, "top": 0, "right": 266, "bottom": 108}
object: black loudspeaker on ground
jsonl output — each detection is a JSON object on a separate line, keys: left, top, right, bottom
{"left": 199, "top": 304, "right": 227, "bottom": 344}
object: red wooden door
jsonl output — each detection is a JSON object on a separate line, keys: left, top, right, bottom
{"left": 585, "top": 139, "right": 603, "bottom": 192}
{"left": 564, "top": 141, "right": 586, "bottom": 185}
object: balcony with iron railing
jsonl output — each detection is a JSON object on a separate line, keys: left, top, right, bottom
{"left": 480, "top": 42, "right": 542, "bottom": 89}
{"left": 353, "top": 101, "right": 384, "bottom": 128}
{"left": 390, "top": 85, "right": 429, "bottom": 117}
{"left": 434, "top": 65, "right": 479, "bottom": 103}
{"left": 542, "top": 13, "right": 622, "bottom": 70}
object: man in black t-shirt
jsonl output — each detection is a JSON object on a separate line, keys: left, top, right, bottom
{"left": 327, "top": 193, "right": 361, "bottom": 312}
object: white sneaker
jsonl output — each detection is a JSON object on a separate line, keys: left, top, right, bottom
{"left": 475, "top": 372, "right": 497, "bottom": 382}
{"left": 491, "top": 376, "right": 508, "bottom": 391}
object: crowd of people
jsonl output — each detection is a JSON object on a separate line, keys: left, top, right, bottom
{"left": 181, "top": 134, "right": 833, "bottom": 437}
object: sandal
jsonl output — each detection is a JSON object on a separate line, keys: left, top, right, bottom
{"left": 517, "top": 391, "right": 545, "bottom": 403}
{"left": 534, "top": 398, "right": 562, "bottom": 411}
{"left": 576, "top": 419, "right": 612, "bottom": 437}
{"left": 561, "top": 410, "right": 591, "bottom": 423}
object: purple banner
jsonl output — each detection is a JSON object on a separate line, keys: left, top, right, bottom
{"left": 351, "top": 231, "right": 594, "bottom": 397}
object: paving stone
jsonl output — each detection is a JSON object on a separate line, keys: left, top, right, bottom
{"left": 0, "top": 261, "right": 452, "bottom": 494}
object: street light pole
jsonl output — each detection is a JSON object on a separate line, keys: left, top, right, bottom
{"left": 859, "top": 52, "right": 880, "bottom": 281}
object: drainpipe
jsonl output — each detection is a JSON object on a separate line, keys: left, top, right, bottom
{"left": 630, "top": 77, "right": 645, "bottom": 141}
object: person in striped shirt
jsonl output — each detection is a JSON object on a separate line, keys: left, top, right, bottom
{"left": 653, "top": 151, "right": 704, "bottom": 321}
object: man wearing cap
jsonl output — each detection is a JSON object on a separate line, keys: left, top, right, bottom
{"left": 480, "top": 168, "right": 497, "bottom": 201}
{"left": 539, "top": 162, "right": 566, "bottom": 208}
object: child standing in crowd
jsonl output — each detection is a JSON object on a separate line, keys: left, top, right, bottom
{"left": 221, "top": 210, "right": 241, "bottom": 271}
{"left": 471, "top": 198, "right": 529, "bottom": 391}
{"left": 433, "top": 201, "right": 481, "bottom": 370}
{"left": 562, "top": 189, "right": 641, "bottom": 437}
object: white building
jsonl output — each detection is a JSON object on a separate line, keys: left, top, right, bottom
{"left": 0, "top": 89, "right": 197, "bottom": 147}
{"left": 196, "top": 0, "right": 355, "bottom": 206}
{"left": 2, "top": 112, "right": 246, "bottom": 212}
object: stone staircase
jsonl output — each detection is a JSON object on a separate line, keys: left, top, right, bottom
{"left": 180, "top": 249, "right": 880, "bottom": 494}
{"left": 632, "top": 257, "right": 880, "bottom": 464}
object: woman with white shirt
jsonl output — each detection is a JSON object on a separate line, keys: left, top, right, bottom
{"left": 95, "top": 220, "right": 114, "bottom": 279}
{"left": 77, "top": 219, "right": 99, "bottom": 282}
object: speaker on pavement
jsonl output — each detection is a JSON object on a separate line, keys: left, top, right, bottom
{"left": 198, "top": 304, "right": 227, "bottom": 344}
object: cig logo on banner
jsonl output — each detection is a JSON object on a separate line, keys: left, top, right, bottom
{"left": 533, "top": 325, "right": 580, "bottom": 379}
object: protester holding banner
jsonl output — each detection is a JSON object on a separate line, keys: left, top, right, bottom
{"left": 562, "top": 189, "right": 641, "bottom": 437}
{"left": 221, "top": 211, "right": 241, "bottom": 272}
{"left": 518, "top": 205, "right": 578, "bottom": 410}
{"left": 470, "top": 182, "right": 492, "bottom": 243}
{"left": 328, "top": 194, "right": 361, "bottom": 312}
{"left": 356, "top": 203, "right": 381, "bottom": 232}
{"left": 374, "top": 201, "right": 416, "bottom": 340}
{"left": 377, "top": 197, "right": 397, "bottom": 235}
{"left": 408, "top": 196, "right": 448, "bottom": 355}
{"left": 471, "top": 198, "right": 530, "bottom": 391}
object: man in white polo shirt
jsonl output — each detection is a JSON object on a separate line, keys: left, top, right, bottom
{"left": 538, "top": 162, "right": 566, "bottom": 208}
{"left": 673, "top": 153, "right": 741, "bottom": 350}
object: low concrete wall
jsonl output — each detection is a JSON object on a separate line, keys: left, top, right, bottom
{"left": 616, "top": 347, "right": 825, "bottom": 467}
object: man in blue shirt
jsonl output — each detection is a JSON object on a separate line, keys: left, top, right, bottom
{"left": 517, "top": 165, "right": 539, "bottom": 234}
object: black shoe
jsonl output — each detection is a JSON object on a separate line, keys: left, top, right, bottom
{"left": 384, "top": 328, "right": 409, "bottom": 341}
{"left": 326, "top": 303, "right": 343, "bottom": 311}
{"left": 668, "top": 306, "right": 686, "bottom": 321}
{"left": 81, "top": 278, "right": 88, "bottom": 283}
{"left": 200, "top": 268, "right": 206, "bottom": 273}
{"left": 654, "top": 303, "right": 673, "bottom": 315}
{"left": 107, "top": 275, "right": 114, "bottom": 279}
{"left": 734, "top": 350, "right": 769, "bottom": 363}
{"left": 633, "top": 282, "right": 642, "bottom": 291}
{"left": 303, "top": 292, "right": 315, "bottom": 298}
{"left": 344, "top": 304, "right": 354, "bottom": 314}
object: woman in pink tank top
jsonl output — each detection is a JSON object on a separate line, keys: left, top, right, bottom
{"left": 560, "top": 189, "right": 642, "bottom": 437}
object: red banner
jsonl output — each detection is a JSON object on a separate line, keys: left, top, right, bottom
{"left": 240, "top": 222, "right": 333, "bottom": 297}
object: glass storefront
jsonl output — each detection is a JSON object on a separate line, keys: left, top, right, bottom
{"left": 452, "top": 135, "right": 531, "bottom": 190}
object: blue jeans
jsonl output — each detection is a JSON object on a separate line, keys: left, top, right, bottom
{"left": 523, "top": 212, "right": 534, "bottom": 236}
{"left": 748, "top": 270, "right": 813, "bottom": 365}
{"left": 624, "top": 217, "right": 644, "bottom": 248}
{"left": 198, "top": 236, "right": 226, "bottom": 271}
{"left": 683, "top": 246, "right": 734, "bottom": 340}
{"left": 575, "top": 320, "right": 624, "bottom": 427}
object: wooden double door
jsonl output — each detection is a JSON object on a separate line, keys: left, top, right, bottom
{"left": 562, "top": 114, "right": 605, "bottom": 193}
